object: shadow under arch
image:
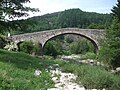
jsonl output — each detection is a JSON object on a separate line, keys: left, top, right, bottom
{"left": 17, "top": 41, "right": 24, "bottom": 52}
{"left": 43, "top": 33, "right": 99, "bottom": 54}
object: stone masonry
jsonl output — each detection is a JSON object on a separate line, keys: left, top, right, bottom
{"left": 9, "top": 28, "right": 105, "bottom": 52}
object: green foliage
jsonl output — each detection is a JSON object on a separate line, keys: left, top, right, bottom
{"left": 70, "top": 42, "right": 80, "bottom": 54}
{"left": 58, "top": 9, "right": 84, "bottom": 28}
{"left": 44, "top": 41, "right": 58, "bottom": 58}
{"left": 87, "top": 23, "right": 106, "bottom": 29}
{"left": 19, "top": 41, "right": 41, "bottom": 55}
{"left": 70, "top": 40, "right": 91, "bottom": 54}
{"left": 19, "top": 41, "right": 34, "bottom": 54}
{"left": 58, "top": 8, "right": 112, "bottom": 28}
{"left": 44, "top": 35, "right": 95, "bottom": 56}
{"left": 26, "top": 13, "right": 60, "bottom": 33}
{"left": 18, "top": 8, "right": 112, "bottom": 34}
{"left": 0, "top": 18, "right": 38, "bottom": 35}
{"left": 112, "top": 0, "right": 120, "bottom": 22}
{"left": 99, "top": 19, "right": 120, "bottom": 68}
{"left": 44, "top": 40, "right": 63, "bottom": 58}
{"left": 60, "top": 63, "right": 120, "bottom": 90}
{"left": 0, "top": 49, "right": 56, "bottom": 90}
{"left": 65, "top": 36, "right": 73, "bottom": 43}
{"left": 0, "top": 49, "right": 120, "bottom": 90}
{"left": 0, "top": 0, "right": 39, "bottom": 21}
{"left": 99, "top": 0, "right": 120, "bottom": 68}
{"left": 0, "top": 8, "right": 112, "bottom": 35}
{"left": 0, "top": 0, "right": 39, "bottom": 35}
{"left": 0, "top": 34, "right": 6, "bottom": 48}
{"left": 76, "top": 66, "right": 112, "bottom": 89}
{"left": 81, "top": 52, "right": 96, "bottom": 59}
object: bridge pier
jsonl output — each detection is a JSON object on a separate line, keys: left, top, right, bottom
{"left": 38, "top": 43, "right": 44, "bottom": 56}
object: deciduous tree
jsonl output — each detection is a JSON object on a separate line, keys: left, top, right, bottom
{"left": 0, "top": 0, "right": 39, "bottom": 21}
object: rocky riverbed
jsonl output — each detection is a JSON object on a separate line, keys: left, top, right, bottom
{"left": 48, "top": 68, "right": 85, "bottom": 90}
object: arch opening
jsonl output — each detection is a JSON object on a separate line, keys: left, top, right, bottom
{"left": 43, "top": 33, "right": 99, "bottom": 55}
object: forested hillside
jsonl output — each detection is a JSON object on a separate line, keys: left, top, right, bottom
{"left": 25, "top": 8, "right": 112, "bottom": 33}
{"left": 1, "top": 8, "right": 112, "bottom": 35}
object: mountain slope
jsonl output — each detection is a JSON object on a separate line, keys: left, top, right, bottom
{"left": 21, "top": 8, "right": 112, "bottom": 34}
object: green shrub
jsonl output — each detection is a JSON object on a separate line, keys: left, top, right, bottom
{"left": 0, "top": 34, "right": 6, "bottom": 48}
{"left": 65, "top": 36, "right": 73, "bottom": 43}
{"left": 44, "top": 41, "right": 57, "bottom": 58}
{"left": 60, "top": 62, "right": 120, "bottom": 90}
{"left": 81, "top": 52, "right": 96, "bottom": 59}
{"left": 76, "top": 65, "right": 113, "bottom": 89}
{"left": 98, "top": 19, "right": 120, "bottom": 68}
{"left": 19, "top": 41, "right": 41, "bottom": 55}
{"left": 110, "top": 75, "right": 120, "bottom": 90}
{"left": 44, "top": 40, "right": 63, "bottom": 58}
{"left": 70, "top": 40, "right": 94, "bottom": 54}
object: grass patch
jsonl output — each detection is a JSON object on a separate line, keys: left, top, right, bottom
{"left": 59, "top": 62, "right": 120, "bottom": 90}
{"left": 0, "top": 49, "right": 120, "bottom": 90}
{"left": 0, "top": 49, "right": 57, "bottom": 90}
{"left": 81, "top": 52, "right": 97, "bottom": 60}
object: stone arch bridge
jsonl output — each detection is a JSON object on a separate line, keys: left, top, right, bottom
{"left": 9, "top": 28, "right": 105, "bottom": 52}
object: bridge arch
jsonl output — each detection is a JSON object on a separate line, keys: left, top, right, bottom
{"left": 9, "top": 28, "right": 105, "bottom": 54}
{"left": 43, "top": 32, "right": 99, "bottom": 53}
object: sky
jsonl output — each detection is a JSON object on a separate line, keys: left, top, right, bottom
{"left": 25, "top": 0, "right": 117, "bottom": 18}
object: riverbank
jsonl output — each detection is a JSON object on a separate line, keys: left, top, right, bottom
{"left": 0, "top": 49, "right": 120, "bottom": 90}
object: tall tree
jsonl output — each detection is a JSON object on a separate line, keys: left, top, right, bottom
{"left": 111, "top": 0, "right": 120, "bottom": 22}
{"left": 99, "top": 0, "right": 120, "bottom": 68}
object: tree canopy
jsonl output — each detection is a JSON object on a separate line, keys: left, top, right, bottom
{"left": 0, "top": 0, "right": 39, "bottom": 21}
{"left": 99, "top": 0, "right": 120, "bottom": 68}
{"left": 0, "top": 0, "right": 39, "bottom": 35}
{"left": 21, "top": 8, "right": 112, "bottom": 34}
{"left": 111, "top": 0, "right": 120, "bottom": 22}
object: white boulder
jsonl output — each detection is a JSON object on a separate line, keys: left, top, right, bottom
{"left": 34, "top": 69, "right": 42, "bottom": 76}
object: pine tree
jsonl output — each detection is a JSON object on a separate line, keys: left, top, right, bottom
{"left": 111, "top": 0, "right": 120, "bottom": 22}
{"left": 99, "top": 0, "right": 120, "bottom": 68}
